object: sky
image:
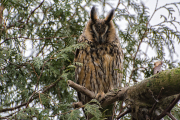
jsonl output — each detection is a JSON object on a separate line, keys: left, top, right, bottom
{"left": 144, "top": 0, "right": 180, "bottom": 62}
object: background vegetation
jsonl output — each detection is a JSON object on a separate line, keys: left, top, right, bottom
{"left": 0, "top": 0, "right": 180, "bottom": 119}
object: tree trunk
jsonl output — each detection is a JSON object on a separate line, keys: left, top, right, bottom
{"left": 0, "top": 2, "right": 4, "bottom": 35}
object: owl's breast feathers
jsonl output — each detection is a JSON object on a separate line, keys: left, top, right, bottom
{"left": 74, "top": 35, "right": 123, "bottom": 102}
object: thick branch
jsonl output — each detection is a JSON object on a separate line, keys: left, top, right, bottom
{"left": 124, "top": 67, "right": 180, "bottom": 119}
{"left": 69, "top": 67, "right": 180, "bottom": 119}
{"left": 100, "top": 87, "right": 127, "bottom": 108}
{"left": 126, "top": 67, "right": 180, "bottom": 104}
{"left": 72, "top": 102, "right": 83, "bottom": 108}
{"left": 68, "top": 80, "right": 95, "bottom": 99}
{"left": 68, "top": 80, "right": 128, "bottom": 108}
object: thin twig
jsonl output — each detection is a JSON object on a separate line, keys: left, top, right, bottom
{"left": 116, "top": 108, "right": 131, "bottom": 119}
{"left": 39, "top": 92, "right": 43, "bottom": 109}
{"left": 155, "top": 93, "right": 180, "bottom": 120}
{"left": 26, "top": 58, "right": 50, "bottom": 108}
{"left": 0, "top": 111, "right": 18, "bottom": 119}
{"left": 148, "top": 0, "right": 159, "bottom": 24}
{"left": 129, "top": 37, "right": 144, "bottom": 82}
{"left": 36, "top": 44, "right": 46, "bottom": 57}
{"left": 166, "top": 112, "right": 177, "bottom": 120}
{"left": 26, "top": 0, "right": 45, "bottom": 24}
{"left": 26, "top": 47, "right": 66, "bottom": 107}
{"left": 0, "top": 78, "right": 62, "bottom": 113}
{"left": 50, "top": 104, "right": 85, "bottom": 117}
{"left": 5, "top": 35, "right": 77, "bottom": 40}
{"left": 149, "top": 87, "right": 164, "bottom": 115}
{"left": 116, "top": 101, "right": 125, "bottom": 118}
{"left": 129, "top": 20, "right": 149, "bottom": 82}
{"left": 1, "top": 35, "right": 78, "bottom": 45}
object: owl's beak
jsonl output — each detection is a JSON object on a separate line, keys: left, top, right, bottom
{"left": 99, "top": 36, "right": 102, "bottom": 44}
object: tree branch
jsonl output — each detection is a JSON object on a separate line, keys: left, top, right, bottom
{"left": 0, "top": 3, "right": 4, "bottom": 25}
{"left": 69, "top": 67, "right": 180, "bottom": 119}
{"left": 100, "top": 88, "right": 127, "bottom": 108}
{"left": 0, "top": 78, "right": 62, "bottom": 112}
{"left": 0, "top": 111, "right": 18, "bottom": 119}
{"left": 26, "top": 0, "right": 44, "bottom": 24}
{"left": 126, "top": 67, "right": 180, "bottom": 104}
{"left": 72, "top": 102, "right": 83, "bottom": 108}
{"left": 129, "top": 25, "right": 148, "bottom": 82}
{"left": 155, "top": 93, "right": 180, "bottom": 120}
{"left": 116, "top": 108, "right": 131, "bottom": 119}
{"left": 68, "top": 80, "right": 128, "bottom": 108}
{"left": 68, "top": 80, "right": 96, "bottom": 99}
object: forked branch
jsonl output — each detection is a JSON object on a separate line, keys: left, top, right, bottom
{"left": 155, "top": 93, "right": 180, "bottom": 120}
{"left": 69, "top": 67, "right": 180, "bottom": 119}
{"left": 68, "top": 80, "right": 128, "bottom": 108}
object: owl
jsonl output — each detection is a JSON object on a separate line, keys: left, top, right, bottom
{"left": 74, "top": 6, "right": 123, "bottom": 119}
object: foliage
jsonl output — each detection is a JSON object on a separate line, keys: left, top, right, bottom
{"left": 116, "top": 1, "right": 180, "bottom": 84}
{"left": 84, "top": 99, "right": 103, "bottom": 120}
{"left": 0, "top": 0, "right": 180, "bottom": 119}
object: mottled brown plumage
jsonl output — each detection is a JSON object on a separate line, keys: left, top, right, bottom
{"left": 74, "top": 6, "right": 123, "bottom": 119}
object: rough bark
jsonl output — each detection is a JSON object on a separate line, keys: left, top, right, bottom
{"left": 0, "top": 4, "right": 4, "bottom": 25}
{"left": 69, "top": 67, "right": 180, "bottom": 119}
{"left": 0, "top": 2, "right": 4, "bottom": 35}
{"left": 124, "top": 67, "right": 180, "bottom": 119}
{"left": 126, "top": 67, "right": 180, "bottom": 103}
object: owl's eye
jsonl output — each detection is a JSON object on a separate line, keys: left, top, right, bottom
{"left": 91, "top": 24, "right": 108, "bottom": 34}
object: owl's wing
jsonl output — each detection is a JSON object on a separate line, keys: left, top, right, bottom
{"left": 111, "top": 41, "right": 123, "bottom": 88}
{"left": 74, "top": 35, "right": 86, "bottom": 83}
{"left": 74, "top": 35, "right": 92, "bottom": 105}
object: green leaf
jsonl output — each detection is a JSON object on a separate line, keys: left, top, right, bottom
{"left": 84, "top": 99, "right": 102, "bottom": 120}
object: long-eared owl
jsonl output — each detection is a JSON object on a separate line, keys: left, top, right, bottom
{"left": 74, "top": 6, "right": 123, "bottom": 119}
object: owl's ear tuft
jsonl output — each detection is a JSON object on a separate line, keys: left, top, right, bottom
{"left": 90, "top": 6, "right": 98, "bottom": 22}
{"left": 105, "top": 9, "right": 115, "bottom": 23}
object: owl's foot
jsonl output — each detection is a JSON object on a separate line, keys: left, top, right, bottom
{"left": 95, "top": 92, "right": 105, "bottom": 102}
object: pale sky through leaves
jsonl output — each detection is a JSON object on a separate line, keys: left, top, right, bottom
{"left": 24, "top": 0, "right": 180, "bottom": 63}
{"left": 144, "top": 0, "right": 180, "bottom": 62}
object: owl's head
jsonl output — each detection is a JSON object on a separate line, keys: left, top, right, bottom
{"left": 84, "top": 6, "right": 116, "bottom": 44}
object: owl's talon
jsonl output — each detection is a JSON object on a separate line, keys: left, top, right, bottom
{"left": 95, "top": 92, "right": 105, "bottom": 102}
